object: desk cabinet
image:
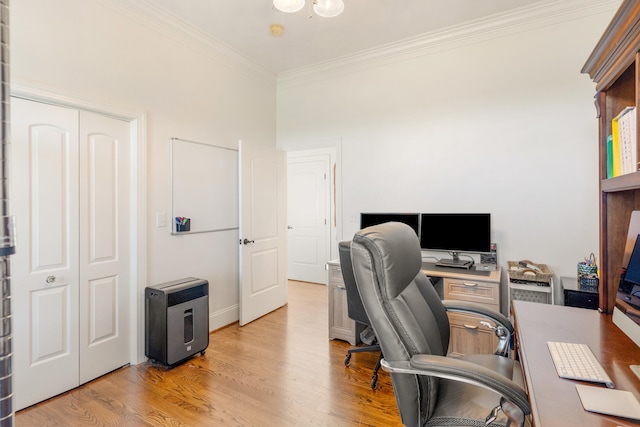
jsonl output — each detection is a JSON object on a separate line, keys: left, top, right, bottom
{"left": 327, "top": 260, "right": 364, "bottom": 345}
{"left": 443, "top": 275, "right": 500, "bottom": 356}
{"left": 327, "top": 259, "right": 502, "bottom": 354}
{"left": 561, "top": 276, "right": 598, "bottom": 310}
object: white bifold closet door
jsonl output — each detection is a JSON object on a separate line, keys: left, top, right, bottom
{"left": 12, "top": 98, "right": 131, "bottom": 410}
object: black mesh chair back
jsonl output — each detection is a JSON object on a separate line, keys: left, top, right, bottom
{"left": 338, "top": 240, "right": 382, "bottom": 389}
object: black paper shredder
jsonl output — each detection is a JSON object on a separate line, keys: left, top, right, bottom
{"left": 145, "top": 277, "right": 209, "bottom": 366}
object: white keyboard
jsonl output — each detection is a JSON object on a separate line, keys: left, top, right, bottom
{"left": 547, "top": 341, "right": 614, "bottom": 388}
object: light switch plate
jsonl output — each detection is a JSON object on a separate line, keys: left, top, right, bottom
{"left": 156, "top": 212, "right": 166, "bottom": 227}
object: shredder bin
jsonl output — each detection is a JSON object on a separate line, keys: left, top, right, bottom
{"left": 145, "top": 277, "right": 209, "bottom": 366}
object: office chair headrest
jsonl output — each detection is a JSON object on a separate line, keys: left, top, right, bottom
{"left": 352, "top": 222, "right": 422, "bottom": 299}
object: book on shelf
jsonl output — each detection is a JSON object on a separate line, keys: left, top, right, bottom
{"left": 607, "top": 134, "right": 613, "bottom": 178}
{"left": 611, "top": 112, "right": 621, "bottom": 177}
{"left": 610, "top": 106, "right": 637, "bottom": 177}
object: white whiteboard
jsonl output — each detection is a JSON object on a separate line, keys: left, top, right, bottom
{"left": 170, "top": 138, "right": 238, "bottom": 234}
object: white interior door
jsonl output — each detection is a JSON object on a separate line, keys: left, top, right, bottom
{"left": 78, "top": 111, "right": 130, "bottom": 384}
{"left": 12, "top": 98, "right": 81, "bottom": 410}
{"left": 239, "top": 142, "right": 287, "bottom": 326}
{"left": 287, "top": 154, "right": 330, "bottom": 284}
{"left": 12, "top": 98, "right": 132, "bottom": 409}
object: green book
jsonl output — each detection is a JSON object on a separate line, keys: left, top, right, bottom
{"left": 607, "top": 134, "right": 614, "bottom": 178}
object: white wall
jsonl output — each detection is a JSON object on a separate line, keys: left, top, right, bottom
{"left": 10, "top": 0, "right": 619, "bottom": 331}
{"left": 277, "top": 4, "right": 618, "bottom": 307}
{"left": 11, "top": 0, "right": 277, "bottom": 332}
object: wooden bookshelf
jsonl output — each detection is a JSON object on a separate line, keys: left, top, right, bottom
{"left": 582, "top": 0, "right": 640, "bottom": 313}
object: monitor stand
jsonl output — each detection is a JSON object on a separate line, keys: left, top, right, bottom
{"left": 435, "top": 252, "right": 473, "bottom": 269}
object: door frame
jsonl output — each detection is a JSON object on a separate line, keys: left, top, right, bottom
{"left": 11, "top": 81, "right": 148, "bottom": 364}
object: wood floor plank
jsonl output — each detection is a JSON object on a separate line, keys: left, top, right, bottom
{"left": 16, "top": 281, "right": 403, "bottom": 426}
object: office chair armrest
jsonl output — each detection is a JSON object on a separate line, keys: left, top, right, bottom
{"left": 442, "top": 299, "right": 513, "bottom": 332}
{"left": 381, "top": 356, "right": 531, "bottom": 419}
{"left": 443, "top": 299, "right": 513, "bottom": 357}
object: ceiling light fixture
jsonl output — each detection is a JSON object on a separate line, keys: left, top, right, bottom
{"left": 273, "top": 0, "right": 305, "bottom": 13}
{"left": 273, "top": 0, "right": 344, "bottom": 18}
{"left": 313, "top": 0, "right": 344, "bottom": 18}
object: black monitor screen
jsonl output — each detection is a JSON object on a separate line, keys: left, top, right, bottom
{"left": 617, "top": 234, "right": 640, "bottom": 316}
{"left": 420, "top": 213, "right": 491, "bottom": 253}
{"left": 624, "top": 234, "right": 640, "bottom": 286}
{"left": 360, "top": 213, "right": 420, "bottom": 236}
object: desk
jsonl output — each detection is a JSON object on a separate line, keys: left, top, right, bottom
{"left": 327, "top": 260, "right": 365, "bottom": 345}
{"left": 327, "top": 261, "right": 500, "bottom": 347}
{"left": 423, "top": 263, "right": 502, "bottom": 355}
{"left": 512, "top": 300, "right": 640, "bottom": 426}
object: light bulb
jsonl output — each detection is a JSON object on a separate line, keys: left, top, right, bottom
{"left": 313, "top": 0, "right": 344, "bottom": 18}
{"left": 273, "top": 0, "right": 305, "bottom": 13}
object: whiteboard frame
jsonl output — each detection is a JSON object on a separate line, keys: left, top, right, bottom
{"left": 169, "top": 137, "right": 239, "bottom": 235}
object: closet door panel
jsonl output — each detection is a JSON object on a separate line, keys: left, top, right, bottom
{"left": 12, "top": 98, "right": 80, "bottom": 411}
{"left": 88, "top": 133, "right": 117, "bottom": 261}
{"left": 30, "top": 286, "right": 72, "bottom": 362}
{"left": 79, "top": 111, "right": 131, "bottom": 384}
{"left": 31, "top": 126, "right": 71, "bottom": 269}
{"left": 87, "top": 275, "right": 117, "bottom": 344}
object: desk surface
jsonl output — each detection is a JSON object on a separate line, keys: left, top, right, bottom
{"left": 422, "top": 262, "right": 501, "bottom": 283}
{"left": 512, "top": 300, "right": 640, "bottom": 426}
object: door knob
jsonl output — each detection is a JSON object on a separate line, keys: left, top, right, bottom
{"left": 45, "top": 276, "right": 56, "bottom": 284}
{"left": 243, "top": 238, "right": 255, "bottom": 245}
{"left": 287, "top": 226, "right": 293, "bottom": 229}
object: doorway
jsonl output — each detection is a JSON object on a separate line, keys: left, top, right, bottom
{"left": 287, "top": 148, "right": 336, "bottom": 285}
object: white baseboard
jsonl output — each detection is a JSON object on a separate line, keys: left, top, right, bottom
{"left": 209, "top": 304, "right": 239, "bottom": 331}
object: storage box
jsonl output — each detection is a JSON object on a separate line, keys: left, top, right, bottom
{"left": 579, "top": 275, "right": 599, "bottom": 293}
{"left": 507, "top": 261, "right": 554, "bottom": 285}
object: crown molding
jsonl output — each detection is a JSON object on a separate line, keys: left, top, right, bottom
{"left": 277, "top": 0, "right": 622, "bottom": 90}
{"left": 11, "top": 78, "right": 144, "bottom": 121}
{"left": 97, "top": 0, "right": 276, "bottom": 85}
{"left": 89, "top": 0, "right": 620, "bottom": 89}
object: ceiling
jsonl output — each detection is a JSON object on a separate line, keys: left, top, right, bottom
{"left": 144, "top": 0, "right": 544, "bottom": 74}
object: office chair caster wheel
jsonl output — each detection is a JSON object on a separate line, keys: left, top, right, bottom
{"left": 344, "top": 353, "right": 351, "bottom": 367}
{"left": 200, "top": 350, "right": 206, "bottom": 356}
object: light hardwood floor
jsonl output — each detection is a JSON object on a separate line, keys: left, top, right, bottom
{"left": 16, "top": 281, "right": 403, "bottom": 426}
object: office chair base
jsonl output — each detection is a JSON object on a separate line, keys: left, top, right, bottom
{"left": 344, "top": 347, "right": 383, "bottom": 390}
{"left": 344, "top": 343, "right": 380, "bottom": 366}
{"left": 370, "top": 353, "right": 382, "bottom": 390}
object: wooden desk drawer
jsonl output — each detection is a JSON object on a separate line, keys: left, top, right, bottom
{"left": 443, "top": 278, "right": 500, "bottom": 307}
{"left": 447, "top": 311, "right": 499, "bottom": 357}
{"left": 328, "top": 264, "right": 344, "bottom": 285}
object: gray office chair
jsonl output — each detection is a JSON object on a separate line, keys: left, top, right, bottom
{"left": 348, "top": 222, "right": 530, "bottom": 427}
{"left": 338, "top": 240, "right": 382, "bottom": 390}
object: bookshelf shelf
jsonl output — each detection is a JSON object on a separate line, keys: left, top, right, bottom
{"left": 602, "top": 172, "right": 640, "bottom": 192}
{"left": 582, "top": 0, "right": 640, "bottom": 313}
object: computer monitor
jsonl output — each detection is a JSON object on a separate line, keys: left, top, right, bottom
{"left": 419, "top": 213, "right": 491, "bottom": 269}
{"left": 613, "top": 212, "right": 640, "bottom": 349}
{"left": 359, "top": 213, "right": 420, "bottom": 236}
